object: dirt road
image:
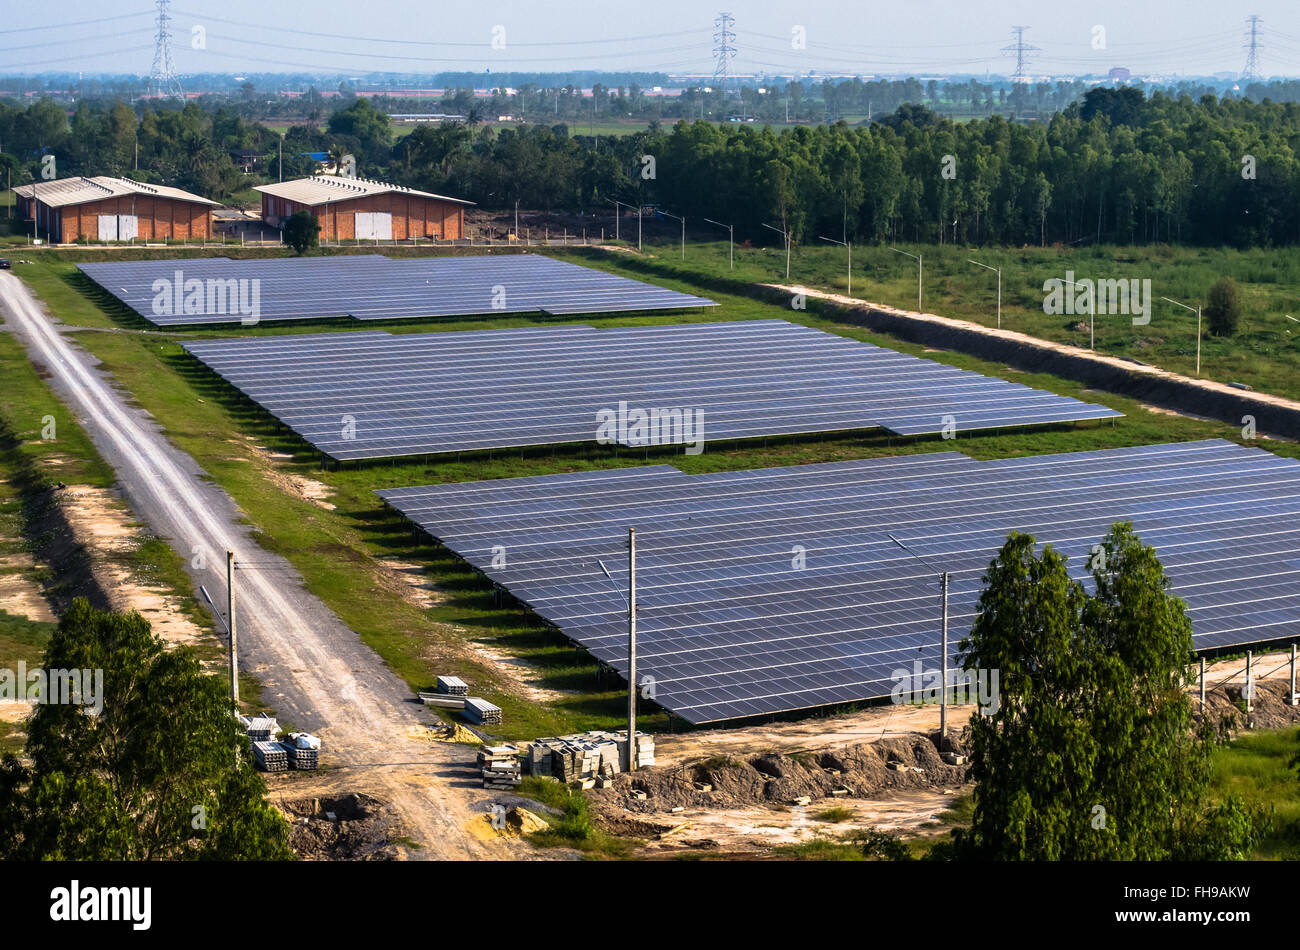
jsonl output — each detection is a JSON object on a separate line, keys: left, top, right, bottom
{"left": 0, "top": 271, "right": 531, "bottom": 860}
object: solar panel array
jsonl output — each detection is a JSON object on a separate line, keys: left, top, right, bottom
{"left": 182, "top": 320, "right": 1122, "bottom": 460}
{"left": 77, "top": 254, "right": 717, "bottom": 326}
{"left": 378, "top": 440, "right": 1300, "bottom": 723}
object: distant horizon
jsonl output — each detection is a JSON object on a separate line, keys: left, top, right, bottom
{"left": 0, "top": 1, "right": 1296, "bottom": 80}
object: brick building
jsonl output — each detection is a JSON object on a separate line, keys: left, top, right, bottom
{"left": 255, "top": 176, "right": 473, "bottom": 241}
{"left": 13, "top": 176, "right": 221, "bottom": 243}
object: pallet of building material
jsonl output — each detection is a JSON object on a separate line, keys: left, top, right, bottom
{"left": 477, "top": 744, "right": 518, "bottom": 768}
{"left": 252, "top": 740, "right": 288, "bottom": 772}
{"left": 436, "top": 675, "right": 469, "bottom": 696}
{"left": 418, "top": 692, "right": 466, "bottom": 709}
{"left": 287, "top": 745, "right": 319, "bottom": 770}
{"left": 463, "top": 697, "right": 502, "bottom": 725}
{"left": 245, "top": 716, "right": 280, "bottom": 743}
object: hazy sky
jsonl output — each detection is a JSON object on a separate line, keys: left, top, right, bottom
{"left": 3, "top": 1, "right": 1297, "bottom": 78}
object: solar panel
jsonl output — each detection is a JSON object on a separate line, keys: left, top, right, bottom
{"left": 182, "top": 320, "right": 1122, "bottom": 460}
{"left": 77, "top": 254, "right": 717, "bottom": 326}
{"left": 378, "top": 440, "right": 1300, "bottom": 723}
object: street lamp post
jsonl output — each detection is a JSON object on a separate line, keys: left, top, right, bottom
{"left": 819, "top": 235, "right": 852, "bottom": 296}
{"left": 1061, "top": 277, "right": 1097, "bottom": 351}
{"left": 887, "top": 533, "right": 950, "bottom": 739}
{"left": 968, "top": 258, "right": 1002, "bottom": 329}
{"left": 659, "top": 209, "right": 685, "bottom": 260}
{"left": 762, "top": 222, "right": 790, "bottom": 280}
{"left": 890, "top": 247, "right": 923, "bottom": 313}
{"left": 1161, "top": 296, "right": 1202, "bottom": 375}
{"left": 702, "top": 217, "right": 734, "bottom": 270}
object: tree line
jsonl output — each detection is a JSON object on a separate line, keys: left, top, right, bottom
{"left": 4, "top": 87, "right": 1300, "bottom": 247}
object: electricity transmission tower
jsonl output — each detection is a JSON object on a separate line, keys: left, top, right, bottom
{"left": 712, "top": 13, "right": 737, "bottom": 91}
{"left": 1001, "top": 26, "right": 1038, "bottom": 83}
{"left": 1242, "top": 15, "right": 1263, "bottom": 83}
{"left": 149, "top": 0, "right": 183, "bottom": 99}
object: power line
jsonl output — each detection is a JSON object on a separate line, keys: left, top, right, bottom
{"left": 0, "top": 11, "right": 150, "bottom": 35}
{"left": 174, "top": 9, "right": 697, "bottom": 48}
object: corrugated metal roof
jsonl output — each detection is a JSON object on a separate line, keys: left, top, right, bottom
{"left": 254, "top": 175, "right": 474, "bottom": 207}
{"left": 12, "top": 176, "right": 222, "bottom": 209}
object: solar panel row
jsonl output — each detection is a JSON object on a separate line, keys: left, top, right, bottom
{"left": 378, "top": 439, "right": 1300, "bottom": 723}
{"left": 78, "top": 254, "right": 717, "bottom": 326}
{"left": 182, "top": 320, "right": 1122, "bottom": 460}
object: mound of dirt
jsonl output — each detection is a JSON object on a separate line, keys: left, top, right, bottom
{"left": 594, "top": 731, "right": 969, "bottom": 815}
{"left": 278, "top": 793, "right": 411, "bottom": 861}
{"left": 1197, "top": 678, "right": 1300, "bottom": 736}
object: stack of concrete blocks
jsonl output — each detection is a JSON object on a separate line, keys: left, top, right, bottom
{"left": 286, "top": 732, "right": 321, "bottom": 770}
{"left": 252, "top": 740, "right": 288, "bottom": 772}
{"left": 241, "top": 716, "right": 280, "bottom": 743}
{"left": 524, "top": 730, "right": 655, "bottom": 786}
{"left": 464, "top": 697, "right": 502, "bottom": 726}
{"left": 478, "top": 744, "right": 522, "bottom": 789}
{"left": 436, "top": 675, "right": 469, "bottom": 697}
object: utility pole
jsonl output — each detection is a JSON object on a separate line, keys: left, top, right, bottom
{"left": 888, "top": 533, "right": 950, "bottom": 739}
{"left": 227, "top": 550, "right": 239, "bottom": 707}
{"left": 627, "top": 526, "right": 637, "bottom": 772}
{"left": 278, "top": 134, "right": 283, "bottom": 183}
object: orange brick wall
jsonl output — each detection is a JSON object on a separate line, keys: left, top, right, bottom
{"left": 262, "top": 192, "right": 465, "bottom": 240}
{"left": 51, "top": 196, "right": 212, "bottom": 242}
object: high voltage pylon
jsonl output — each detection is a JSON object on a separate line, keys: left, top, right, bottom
{"left": 149, "top": 0, "right": 183, "bottom": 99}
{"left": 1242, "top": 15, "right": 1263, "bottom": 83}
{"left": 1001, "top": 25, "right": 1039, "bottom": 83}
{"left": 711, "top": 12, "right": 737, "bottom": 90}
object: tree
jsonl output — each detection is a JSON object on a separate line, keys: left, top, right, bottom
{"left": 1205, "top": 275, "right": 1243, "bottom": 337}
{"left": 284, "top": 210, "right": 321, "bottom": 256}
{"left": 954, "top": 524, "right": 1255, "bottom": 860}
{"left": 0, "top": 599, "right": 293, "bottom": 860}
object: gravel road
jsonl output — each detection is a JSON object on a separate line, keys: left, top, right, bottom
{"left": 0, "top": 270, "right": 533, "bottom": 860}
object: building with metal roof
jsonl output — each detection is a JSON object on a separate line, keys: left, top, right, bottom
{"left": 254, "top": 175, "right": 474, "bottom": 242}
{"left": 13, "top": 176, "right": 221, "bottom": 243}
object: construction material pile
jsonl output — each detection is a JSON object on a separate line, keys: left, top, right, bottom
{"left": 240, "top": 715, "right": 280, "bottom": 742}
{"left": 464, "top": 697, "right": 502, "bottom": 726}
{"left": 478, "top": 744, "right": 522, "bottom": 789}
{"left": 241, "top": 716, "right": 322, "bottom": 772}
{"left": 437, "top": 675, "right": 469, "bottom": 696}
{"left": 525, "top": 731, "right": 655, "bottom": 787}
{"left": 252, "top": 740, "right": 289, "bottom": 772}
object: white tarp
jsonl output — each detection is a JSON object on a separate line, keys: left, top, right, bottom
{"left": 118, "top": 215, "right": 138, "bottom": 240}
{"left": 97, "top": 215, "right": 118, "bottom": 241}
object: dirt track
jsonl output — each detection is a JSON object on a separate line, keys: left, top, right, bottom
{"left": 0, "top": 271, "right": 535, "bottom": 860}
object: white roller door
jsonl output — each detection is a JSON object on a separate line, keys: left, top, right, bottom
{"left": 97, "top": 215, "right": 118, "bottom": 241}
{"left": 354, "top": 211, "right": 392, "bottom": 240}
{"left": 118, "top": 215, "right": 138, "bottom": 240}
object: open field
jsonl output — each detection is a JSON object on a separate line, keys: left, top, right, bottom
{"left": 10, "top": 246, "right": 1299, "bottom": 744}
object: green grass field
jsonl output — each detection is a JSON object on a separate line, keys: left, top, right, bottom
{"left": 11, "top": 245, "right": 1299, "bottom": 741}
{"left": 620, "top": 238, "right": 1300, "bottom": 403}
